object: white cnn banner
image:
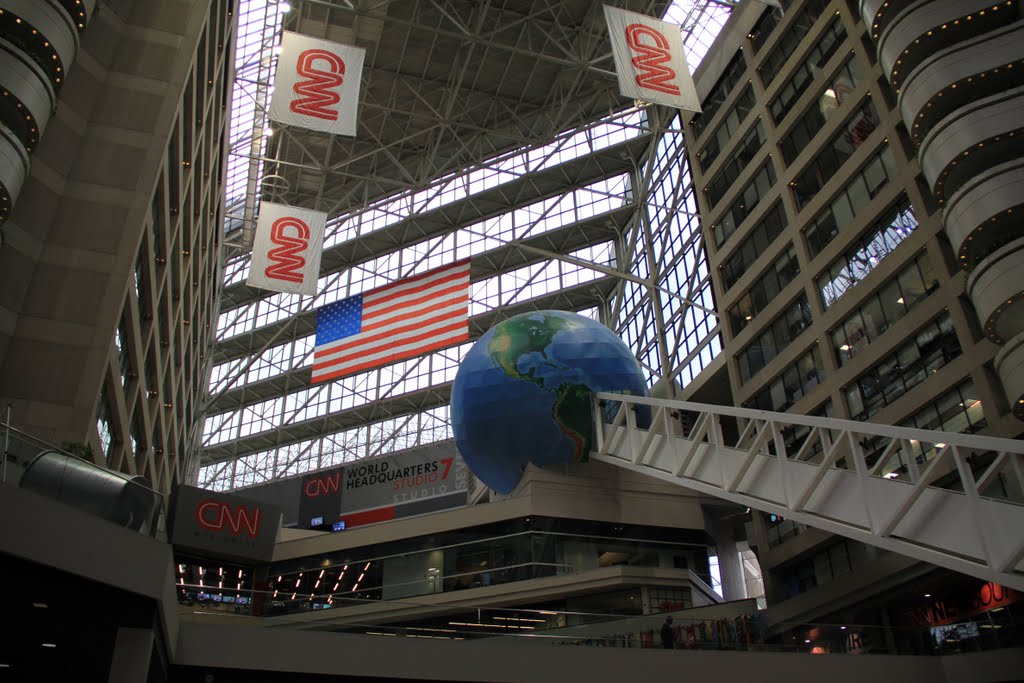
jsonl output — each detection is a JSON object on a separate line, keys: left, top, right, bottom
{"left": 247, "top": 202, "right": 327, "bottom": 296}
{"left": 268, "top": 31, "right": 365, "bottom": 136}
{"left": 603, "top": 6, "right": 701, "bottom": 113}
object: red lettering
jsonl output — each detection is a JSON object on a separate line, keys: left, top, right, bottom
{"left": 195, "top": 499, "right": 262, "bottom": 539}
{"left": 440, "top": 457, "right": 453, "bottom": 479}
{"left": 264, "top": 216, "right": 310, "bottom": 283}
{"left": 290, "top": 49, "right": 345, "bottom": 121}
{"left": 304, "top": 473, "right": 340, "bottom": 498}
{"left": 625, "top": 24, "right": 681, "bottom": 96}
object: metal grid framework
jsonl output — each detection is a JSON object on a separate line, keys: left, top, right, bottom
{"left": 198, "top": 0, "right": 734, "bottom": 490}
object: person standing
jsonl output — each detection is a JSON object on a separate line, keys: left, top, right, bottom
{"left": 660, "top": 615, "right": 675, "bottom": 649}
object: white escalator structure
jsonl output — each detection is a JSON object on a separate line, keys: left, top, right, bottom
{"left": 590, "top": 392, "right": 1024, "bottom": 591}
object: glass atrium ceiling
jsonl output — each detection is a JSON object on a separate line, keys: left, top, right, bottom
{"left": 200, "top": 0, "right": 737, "bottom": 489}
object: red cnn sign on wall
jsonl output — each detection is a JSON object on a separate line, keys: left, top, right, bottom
{"left": 171, "top": 486, "right": 280, "bottom": 562}
{"left": 269, "top": 31, "right": 365, "bottom": 137}
{"left": 603, "top": 5, "right": 701, "bottom": 113}
{"left": 304, "top": 472, "right": 341, "bottom": 498}
{"left": 247, "top": 202, "right": 327, "bottom": 296}
{"left": 195, "top": 499, "right": 263, "bottom": 539}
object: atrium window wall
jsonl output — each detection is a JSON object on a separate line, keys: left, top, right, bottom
{"left": 199, "top": 1, "right": 731, "bottom": 490}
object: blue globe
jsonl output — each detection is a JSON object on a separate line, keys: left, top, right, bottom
{"left": 451, "top": 310, "right": 649, "bottom": 493}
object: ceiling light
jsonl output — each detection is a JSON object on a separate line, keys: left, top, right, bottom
{"left": 41, "top": 643, "right": 57, "bottom": 648}
{"left": 32, "top": 602, "right": 48, "bottom": 609}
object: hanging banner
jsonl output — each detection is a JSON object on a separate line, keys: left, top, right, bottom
{"left": 603, "top": 5, "right": 701, "bottom": 113}
{"left": 268, "top": 31, "right": 365, "bottom": 136}
{"left": 247, "top": 202, "right": 327, "bottom": 296}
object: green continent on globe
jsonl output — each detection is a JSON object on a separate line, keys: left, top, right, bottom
{"left": 486, "top": 313, "right": 576, "bottom": 383}
{"left": 552, "top": 383, "right": 592, "bottom": 462}
{"left": 486, "top": 313, "right": 592, "bottom": 462}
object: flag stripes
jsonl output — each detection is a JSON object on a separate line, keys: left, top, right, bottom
{"left": 311, "top": 260, "right": 471, "bottom": 383}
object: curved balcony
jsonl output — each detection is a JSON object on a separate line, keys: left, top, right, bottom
{"left": 965, "top": 236, "right": 1024, "bottom": 343}
{"left": 0, "top": 0, "right": 95, "bottom": 227}
{"left": 56, "top": 0, "right": 97, "bottom": 31}
{"left": 0, "top": 0, "right": 80, "bottom": 89}
{"left": 943, "top": 159, "right": 1024, "bottom": 270}
{"left": 919, "top": 86, "right": 1024, "bottom": 203}
{"left": 860, "top": 0, "right": 914, "bottom": 41}
{"left": 995, "top": 331, "right": 1024, "bottom": 418}
{"left": 0, "top": 123, "right": 29, "bottom": 222}
{"left": 899, "top": 22, "right": 1024, "bottom": 147}
{"left": 877, "top": 0, "right": 1008, "bottom": 90}
{"left": 0, "top": 40, "right": 57, "bottom": 151}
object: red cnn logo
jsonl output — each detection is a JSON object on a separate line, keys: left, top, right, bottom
{"left": 264, "top": 216, "right": 309, "bottom": 283}
{"left": 195, "top": 499, "right": 262, "bottom": 539}
{"left": 625, "top": 24, "right": 681, "bottom": 96}
{"left": 304, "top": 472, "right": 341, "bottom": 498}
{"left": 291, "top": 49, "right": 345, "bottom": 121}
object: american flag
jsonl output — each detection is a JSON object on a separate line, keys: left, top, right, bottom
{"left": 311, "top": 260, "right": 471, "bottom": 383}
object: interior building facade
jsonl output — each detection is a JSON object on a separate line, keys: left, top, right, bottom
{"left": 0, "top": 0, "right": 1022, "bottom": 681}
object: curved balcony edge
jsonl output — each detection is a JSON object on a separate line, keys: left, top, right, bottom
{"left": 919, "top": 86, "right": 1024, "bottom": 201}
{"left": 877, "top": 0, "right": 995, "bottom": 87}
{"left": 899, "top": 22, "right": 1024, "bottom": 147}
{"left": 994, "top": 329, "right": 1024, "bottom": 419}
{"left": 965, "top": 235, "right": 1024, "bottom": 343}
{"left": 0, "top": 123, "right": 30, "bottom": 223}
{"left": 943, "top": 158, "right": 1024, "bottom": 269}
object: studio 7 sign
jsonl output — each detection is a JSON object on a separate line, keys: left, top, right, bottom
{"left": 603, "top": 6, "right": 701, "bottom": 113}
{"left": 269, "top": 31, "right": 365, "bottom": 136}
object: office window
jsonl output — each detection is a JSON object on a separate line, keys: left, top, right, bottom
{"left": 792, "top": 99, "right": 880, "bottom": 209}
{"left": 706, "top": 121, "right": 766, "bottom": 208}
{"left": 698, "top": 84, "right": 756, "bottom": 173}
{"left": 899, "top": 381, "right": 987, "bottom": 466}
{"left": 745, "top": 347, "right": 822, "bottom": 414}
{"left": 721, "top": 202, "right": 787, "bottom": 292}
{"left": 830, "top": 250, "right": 938, "bottom": 366}
{"left": 778, "top": 400, "right": 834, "bottom": 461}
{"left": 690, "top": 51, "right": 746, "bottom": 139}
{"left": 713, "top": 159, "right": 776, "bottom": 248}
{"left": 844, "top": 313, "right": 962, "bottom": 420}
{"left": 737, "top": 294, "right": 813, "bottom": 383}
{"left": 818, "top": 198, "right": 920, "bottom": 309}
{"left": 780, "top": 57, "right": 865, "bottom": 165}
{"left": 728, "top": 244, "right": 800, "bottom": 336}
{"left": 767, "top": 14, "right": 846, "bottom": 123}
{"left": 803, "top": 146, "right": 897, "bottom": 258}
{"left": 748, "top": 6, "right": 782, "bottom": 53}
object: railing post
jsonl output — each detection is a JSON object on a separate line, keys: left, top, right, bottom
{"left": 2, "top": 404, "right": 10, "bottom": 484}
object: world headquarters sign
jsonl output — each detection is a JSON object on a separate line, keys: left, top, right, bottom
{"left": 298, "top": 446, "right": 468, "bottom": 530}
{"left": 170, "top": 485, "right": 281, "bottom": 563}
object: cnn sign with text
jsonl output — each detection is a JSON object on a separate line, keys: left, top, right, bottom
{"left": 269, "top": 31, "right": 365, "bottom": 137}
{"left": 603, "top": 5, "right": 701, "bottom": 113}
{"left": 170, "top": 486, "right": 281, "bottom": 562}
{"left": 247, "top": 202, "right": 327, "bottom": 296}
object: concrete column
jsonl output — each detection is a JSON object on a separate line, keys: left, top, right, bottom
{"left": 107, "top": 627, "right": 155, "bottom": 683}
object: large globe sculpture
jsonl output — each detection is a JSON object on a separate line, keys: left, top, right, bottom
{"left": 451, "top": 310, "right": 648, "bottom": 494}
